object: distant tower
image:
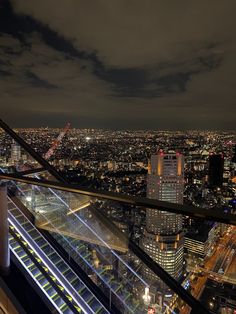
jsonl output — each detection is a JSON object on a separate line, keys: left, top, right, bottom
{"left": 208, "top": 154, "right": 224, "bottom": 188}
{"left": 141, "top": 152, "right": 184, "bottom": 282}
{"left": 11, "top": 141, "right": 21, "bottom": 163}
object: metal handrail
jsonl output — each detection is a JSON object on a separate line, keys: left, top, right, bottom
{"left": 1, "top": 172, "right": 235, "bottom": 226}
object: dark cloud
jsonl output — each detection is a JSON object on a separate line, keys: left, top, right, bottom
{"left": 0, "top": 69, "right": 11, "bottom": 76}
{"left": 0, "top": 0, "right": 235, "bottom": 129}
{"left": 25, "top": 71, "right": 58, "bottom": 89}
{"left": 95, "top": 44, "right": 223, "bottom": 98}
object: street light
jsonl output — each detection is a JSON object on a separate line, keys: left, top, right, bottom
{"left": 209, "top": 301, "right": 214, "bottom": 309}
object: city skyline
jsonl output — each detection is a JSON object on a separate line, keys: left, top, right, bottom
{"left": 1, "top": 0, "right": 236, "bottom": 130}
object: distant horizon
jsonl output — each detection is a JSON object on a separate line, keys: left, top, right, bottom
{"left": 1, "top": 117, "right": 235, "bottom": 132}
{"left": 5, "top": 126, "right": 236, "bottom": 132}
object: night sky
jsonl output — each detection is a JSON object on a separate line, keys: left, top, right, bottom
{"left": 0, "top": 0, "right": 235, "bottom": 130}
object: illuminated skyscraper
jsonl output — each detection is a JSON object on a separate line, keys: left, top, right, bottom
{"left": 142, "top": 152, "right": 184, "bottom": 281}
{"left": 10, "top": 140, "right": 21, "bottom": 163}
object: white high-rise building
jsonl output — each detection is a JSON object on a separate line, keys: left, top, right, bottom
{"left": 141, "top": 152, "right": 184, "bottom": 282}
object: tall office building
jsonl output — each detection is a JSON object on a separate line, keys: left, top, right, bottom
{"left": 208, "top": 154, "right": 224, "bottom": 188}
{"left": 10, "top": 141, "right": 21, "bottom": 163}
{"left": 141, "top": 152, "right": 184, "bottom": 282}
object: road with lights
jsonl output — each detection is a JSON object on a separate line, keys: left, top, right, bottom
{"left": 175, "top": 226, "right": 236, "bottom": 314}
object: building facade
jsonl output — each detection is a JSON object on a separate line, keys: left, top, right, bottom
{"left": 184, "top": 223, "right": 218, "bottom": 260}
{"left": 10, "top": 141, "right": 21, "bottom": 164}
{"left": 141, "top": 152, "right": 184, "bottom": 282}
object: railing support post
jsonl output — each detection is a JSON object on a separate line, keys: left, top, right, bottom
{"left": 0, "top": 184, "right": 10, "bottom": 275}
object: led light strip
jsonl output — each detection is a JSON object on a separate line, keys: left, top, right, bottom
{"left": 8, "top": 213, "right": 89, "bottom": 314}
{"left": 9, "top": 230, "right": 68, "bottom": 314}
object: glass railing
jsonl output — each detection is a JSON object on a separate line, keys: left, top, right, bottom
{"left": 3, "top": 169, "right": 235, "bottom": 313}
{"left": 3, "top": 166, "right": 236, "bottom": 314}
{"left": 5, "top": 176, "right": 195, "bottom": 314}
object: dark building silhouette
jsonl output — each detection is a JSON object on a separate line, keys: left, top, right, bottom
{"left": 232, "top": 145, "right": 236, "bottom": 163}
{"left": 208, "top": 154, "right": 224, "bottom": 188}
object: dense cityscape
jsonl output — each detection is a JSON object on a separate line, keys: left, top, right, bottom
{"left": 0, "top": 126, "right": 235, "bottom": 314}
